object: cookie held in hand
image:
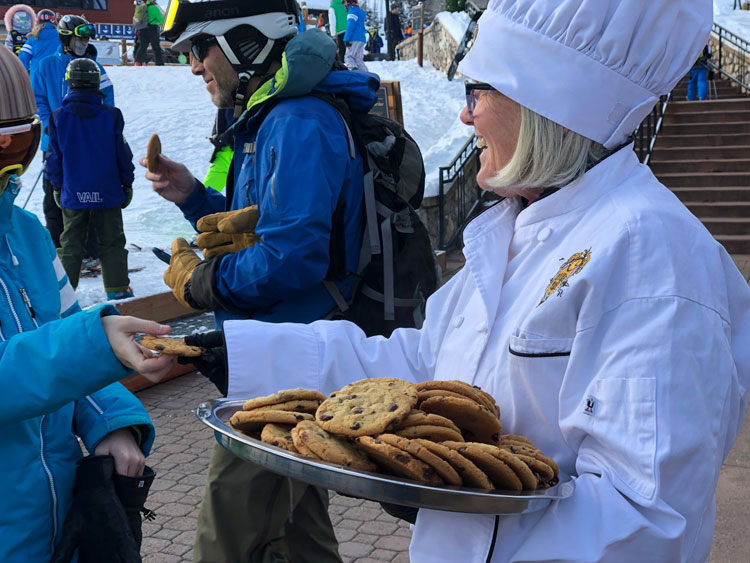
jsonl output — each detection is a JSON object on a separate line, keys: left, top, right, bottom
{"left": 140, "top": 335, "right": 205, "bottom": 357}
{"left": 146, "top": 133, "right": 161, "bottom": 173}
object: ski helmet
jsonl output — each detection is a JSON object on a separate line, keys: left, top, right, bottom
{"left": 65, "top": 58, "right": 101, "bottom": 91}
{"left": 0, "top": 46, "right": 41, "bottom": 179}
{"left": 37, "top": 9, "right": 58, "bottom": 26}
{"left": 163, "top": 0, "right": 298, "bottom": 76}
{"left": 58, "top": 14, "right": 96, "bottom": 49}
{"left": 0, "top": 46, "right": 37, "bottom": 123}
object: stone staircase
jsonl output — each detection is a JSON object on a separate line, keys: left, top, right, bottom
{"left": 650, "top": 77, "right": 750, "bottom": 254}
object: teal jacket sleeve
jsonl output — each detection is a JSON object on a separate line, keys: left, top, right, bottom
{"left": 74, "top": 382, "right": 155, "bottom": 456}
{"left": 0, "top": 305, "right": 134, "bottom": 426}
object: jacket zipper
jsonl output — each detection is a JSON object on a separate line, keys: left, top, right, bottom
{"left": 2, "top": 272, "right": 57, "bottom": 548}
{"left": 19, "top": 288, "right": 39, "bottom": 328}
{"left": 0, "top": 275, "right": 23, "bottom": 333}
{"left": 39, "top": 415, "right": 59, "bottom": 552}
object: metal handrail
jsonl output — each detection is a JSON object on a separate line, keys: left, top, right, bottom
{"left": 711, "top": 22, "right": 750, "bottom": 91}
{"left": 437, "top": 134, "right": 482, "bottom": 250}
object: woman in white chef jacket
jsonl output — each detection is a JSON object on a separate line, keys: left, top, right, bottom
{"left": 179, "top": 1, "right": 750, "bottom": 561}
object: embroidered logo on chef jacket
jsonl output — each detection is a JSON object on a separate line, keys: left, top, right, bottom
{"left": 583, "top": 395, "right": 596, "bottom": 416}
{"left": 538, "top": 248, "right": 592, "bottom": 306}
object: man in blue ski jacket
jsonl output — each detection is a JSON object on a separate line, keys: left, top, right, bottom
{"left": 32, "top": 14, "right": 112, "bottom": 257}
{"left": 0, "top": 45, "right": 174, "bottom": 563}
{"left": 144, "top": 1, "right": 376, "bottom": 560}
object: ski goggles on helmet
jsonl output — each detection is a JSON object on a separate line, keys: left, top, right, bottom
{"left": 162, "top": 0, "right": 297, "bottom": 42}
{"left": 58, "top": 23, "right": 96, "bottom": 39}
{"left": 0, "top": 117, "right": 41, "bottom": 178}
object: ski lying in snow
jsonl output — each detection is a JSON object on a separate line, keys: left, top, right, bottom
{"left": 80, "top": 265, "right": 146, "bottom": 278}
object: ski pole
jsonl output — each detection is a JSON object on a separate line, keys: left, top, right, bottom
{"left": 22, "top": 167, "right": 44, "bottom": 209}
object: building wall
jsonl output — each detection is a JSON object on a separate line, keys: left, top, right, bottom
{"left": 1, "top": 2, "right": 134, "bottom": 26}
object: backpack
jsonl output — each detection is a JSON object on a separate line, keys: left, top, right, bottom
{"left": 309, "top": 90, "right": 440, "bottom": 338}
{"left": 242, "top": 81, "right": 439, "bottom": 337}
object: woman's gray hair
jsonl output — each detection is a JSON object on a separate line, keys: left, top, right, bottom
{"left": 485, "top": 102, "right": 610, "bottom": 192}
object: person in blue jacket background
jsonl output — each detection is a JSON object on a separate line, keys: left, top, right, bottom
{"left": 144, "top": 1, "right": 373, "bottom": 560}
{"left": 19, "top": 9, "right": 60, "bottom": 79}
{"left": 344, "top": 0, "right": 368, "bottom": 71}
{"left": 46, "top": 58, "right": 136, "bottom": 300}
{"left": 0, "top": 45, "right": 174, "bottom": 563}
{"left": 32, "top": 14, "right": 110, "bottom": 260}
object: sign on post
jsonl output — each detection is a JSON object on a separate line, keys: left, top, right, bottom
{"left": 368, "top": 81, "right": 404, "bottom": 126}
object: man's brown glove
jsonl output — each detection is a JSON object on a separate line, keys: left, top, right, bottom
{"left": 195, "top": 205, "right": 260, "bottom": 258}
{"left": 163, "top": 238, "right": 205, "bottom": 312}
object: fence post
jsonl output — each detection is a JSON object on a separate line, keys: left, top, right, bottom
{"left": 120, "top": 39, "right": 128, "bottom": 65}
{"left": 416, "top": 3, "right": 424, "bottom": 67}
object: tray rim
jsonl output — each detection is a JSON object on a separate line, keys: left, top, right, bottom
{"left": 197, "top": 398, "right": 575, "bottom": 515}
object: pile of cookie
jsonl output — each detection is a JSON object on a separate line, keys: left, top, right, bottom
{"left": 229, "top": 378, "right": 559, "bottom": 492}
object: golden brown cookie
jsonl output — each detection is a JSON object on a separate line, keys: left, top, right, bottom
{"left": 290, "top": 425, "right": 321, "bottom": 459}
{"left": 515, "top": 454, "right": 555, "bottom": 482}
{"left": 354, "top": 435, "right": 443, "bottom": 485}
{"left": 413, "top": 439, "right": 492, "bottom": 489}
{"left": 443, "top": 441, "right": 522, "bottom": 491}
{"left": 419, "top": 396, "right": 502, "bottom": 444}
{"left": 253, "top": 399, "right": 321, "bottom": 414}
{"left": 294, "top": 420, "right": 377, "bottom": 471}
{"left": 230, "top": 410, "right": 313, "bottom": 433}
{"left": 329, "top": 377, "right": 418, "bottom": 401}
{"left": 146, "top": 133, "right": 161, "bottom": 173}
{"left": 242, "top": 389, "right": 326, "bottom": 411}
{"left": 417, "top": 389, "right": 470, "bottom": 405}
{"left": 316, "top": 378, "right": 418, "bottom": 437}
{"left": 393, "top": 424, "right": 464, "bottom": 442}
{"left": 260, "top": 423, "right": 298, "bottom": 453}
{"left": 395, "top": 410, "right": 462, "bottom": 434}
{"left": 469, "top": 443, "right": 539, "bottom": 490}
{"left": 377, "top": 434, "right": 462, "bottom": 486}
{"left": 498, "top": 438, "right": 560, "bottom": 477}
{"left": 416, "top": 380, "right": 497, "bottom": 414}
{"left": 139, "top": 335, "right": 204, "bottom": 357}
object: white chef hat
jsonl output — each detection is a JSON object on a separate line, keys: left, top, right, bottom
{"left": 458, "top": 0, "right": 712, "bottom": 149}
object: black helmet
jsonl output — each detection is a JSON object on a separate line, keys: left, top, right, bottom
{"left": 37, "top": 9, "right": 58, "bottom": 26}
{"left": 58, "top": 14, "right": 96, "bottom": 48}
{"left": 163, "top": 0, "right": 298, "bottom": 75}
{"left": 65, "top": 58, "right": 100, "bottom": 91}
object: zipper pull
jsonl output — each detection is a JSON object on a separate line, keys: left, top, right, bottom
{"left": 19, "top": 288, "right": 35, "bottom": 318}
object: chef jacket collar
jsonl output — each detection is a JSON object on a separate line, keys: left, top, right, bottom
{"left": 515, "top": 143, "right": 640, "bottom": 228}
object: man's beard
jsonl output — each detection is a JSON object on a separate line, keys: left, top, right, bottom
{"left": 213, "top": 76, "right": 240, "bottom": 109}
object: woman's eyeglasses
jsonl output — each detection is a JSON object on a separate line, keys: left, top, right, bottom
{"left": 465, "top": 82, "right": 495, "bottom": 118}
{"left": 191, "top": 36, "right": 218, "bottom": 62}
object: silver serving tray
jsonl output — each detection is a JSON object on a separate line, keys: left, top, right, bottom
{"left": 197, "top": 399, "right": 575, "bottom": 514}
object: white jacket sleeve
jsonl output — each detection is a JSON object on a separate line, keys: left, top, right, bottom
{"left": 224, "top": 267, "right": 469, "bottom": 399}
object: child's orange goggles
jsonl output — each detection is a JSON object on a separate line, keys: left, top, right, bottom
{"left": 0, "top": 118, "right": 41, "bottom": 177}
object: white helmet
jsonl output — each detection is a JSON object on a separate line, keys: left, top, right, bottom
{"left": 164, "top": 0, "right": 298, "bottom": 75}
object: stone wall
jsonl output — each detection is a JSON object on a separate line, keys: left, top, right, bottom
{"left": 397, "top": 18, "right": 459, "bottom": 73}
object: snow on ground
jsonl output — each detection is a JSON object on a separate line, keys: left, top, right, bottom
{"left": 20, "top": 60, "right": 471, "bottom": 309}
{"left": 715, "top": 0, "right": 750, "bottom": 38}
